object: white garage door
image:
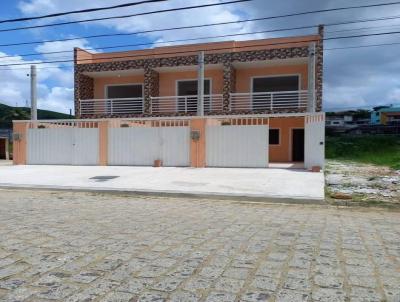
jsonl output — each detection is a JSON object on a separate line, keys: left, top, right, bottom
{"left": 27, "top": 128, "right": 99, "bottom": 165}
{"left": 108, "top": 127, "right": 190, "bottom": 166}
{"left": 206, "top": 125, "right": 269, "bottom": 168}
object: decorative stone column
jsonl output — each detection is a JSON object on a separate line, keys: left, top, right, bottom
{"left": 315, "top": 25, "right": 324, "bottom": 112}
{"left": 74, "top": 71, "right": 94, "bottom": 118}
{"left": 222, "top": 61, "right": 236, "bottom": 112}
{"left": 143, "top": 67, "right": 159, "bottom": 115}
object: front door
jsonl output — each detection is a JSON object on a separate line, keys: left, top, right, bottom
{"left": 292, "top": 128, "right": 304, "bottom": 162}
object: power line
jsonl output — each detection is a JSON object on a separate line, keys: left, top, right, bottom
{"left": 0, "top": 0, "right": 168, "bottom": 24}
{"left": 325, "top": 41, "right": 400, "bottom": 50}
{"left": 0, "top": 37, "right": 325, "bottom": 67}
{"left": 4, "top": 29, "right": 400, "bottom": 68}
{"left": 0, "top": 0, "right": 398, "bottom": 36}
{"left": 3, "top": 37, "right": 400, "bottom": 71}
{"left": 0, "top": 0, "right": 252, "bottom": 33}
{"left": 3, "top": 22, "right": 400, "bottom": 67}
{"left": 326, "top": 23, "right": 400, "bottom": 34}
{"left": 1, "top": 11, "right": 400, "bottom": 57}
{"left": 2, "top": 37, "right": 400, "bottom": 71}
{"left": 0, "top": 25, "right": 319, "bottom": 61}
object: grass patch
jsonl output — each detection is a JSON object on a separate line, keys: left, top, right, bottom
{"left": 326, "top": 135, "right": 400, "bottom": 170}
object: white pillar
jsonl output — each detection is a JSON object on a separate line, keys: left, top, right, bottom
{"left": 304, "top": 113, "right": 325, "bottom": 169}
{"left": 197, "top": 51, "right": 205, "bottom": 116}
{"left": 307, "top": 43, "right": 316, "bottom": 113}
{"left": 30, "top": 65, "right": 37, "bottom": 120}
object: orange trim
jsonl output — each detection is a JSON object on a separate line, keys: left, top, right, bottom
{"left": 269, "top": 117, "right": 304, "bottom": 162}
{"left": 98, "top": 121, "right": 109, "bottom": 165}
{"left": 12, "top": 122, "right": 28, "bottom": 165}
{"left": 190, "top": 118, "right": 206, "bottom": 168}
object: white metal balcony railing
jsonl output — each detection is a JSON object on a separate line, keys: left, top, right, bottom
{"left": 151, "top": 94, "right": 223, "bottom": 114}
{"left": 230, "top": 90, "right": 309, "bottom": 111}
{"left": 79, "top": 91, "right": 310, "bottom": 115}
{"left": 79, "top": 98, "right": 144, "bottom": 115}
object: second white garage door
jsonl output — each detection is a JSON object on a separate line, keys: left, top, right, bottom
{"left": 206, "top": 125, "right": 269, "bottom": 168}
{"left": 108, "top": 127, "right": 190, "bottom": 166}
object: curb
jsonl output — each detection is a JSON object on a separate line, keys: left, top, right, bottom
{"left": 0, "top": 184, "right": 326, "bottom": 205}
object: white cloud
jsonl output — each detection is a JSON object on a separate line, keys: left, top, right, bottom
{"left": 35, "top": 38, "right": 97, "bottom": 61}
{"left": 388, "top": 88, "right": 400, "bottom": 102}
{"left": 38, "top": 86, "right": 74, "bottom": 113}
{"left": 0, "top": 51, "right": 73, "bottom": 114}
{"left": 18, "top": 0, "right": 255, "bottom": 44}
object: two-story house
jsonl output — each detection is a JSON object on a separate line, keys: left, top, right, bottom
{"left": 13, "top": 26, "right": 325, "bottom": 169}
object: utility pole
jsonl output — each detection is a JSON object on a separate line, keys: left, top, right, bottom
{"left": 30, "top": 65, "right": 37, "bottom": 120}
{"left": 197, "top": 51, "right": 205, "bottom": 116}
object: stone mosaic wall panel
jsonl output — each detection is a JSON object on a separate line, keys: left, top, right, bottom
{"left": 222, "top": 62, "right": 236, "bottom": 111}
{"left": 144, "top": 67, "right": 159, "bottom": 114}
{"left": 74, "top": 73, "right": 94, "bottom": 118}
{"left": 315, "top": 25, "right": 324, "bottom": 112}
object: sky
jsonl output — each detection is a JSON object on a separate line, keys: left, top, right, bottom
{"left": 0, "top": 0, "right": 400, "bottom": 113}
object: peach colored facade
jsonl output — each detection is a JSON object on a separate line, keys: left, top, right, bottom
{"left": 13, "top": 115, "right": 313, "bottom": 165}
{"left": 75, "top": 27, "right": 324, "bottom": 118}
{"left": 13, "top": 31, "right": 325, "bottom": 168}
{"left": 269, "top": 117, "right": 305, "bottom": 162}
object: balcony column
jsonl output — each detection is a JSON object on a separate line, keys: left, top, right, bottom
{"left": 144, "top": 67, "right": 159, "bottom": 115}
{"left": 222, "top": 61, "right": 236, "bottom": 112}
{"left": 74, "top": 71, "right": 94, "bottom": 117}
{"left": 307, "top": 42, "right": 316, "bottom": 113}
{"left": 315, "top": 25, "right": 324, "bottom": 112}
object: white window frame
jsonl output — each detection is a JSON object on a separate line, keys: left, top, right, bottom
{"left": 175, "top": 78, "right": 212, "bottom": 96}
{"left": 250, "top": 74, "right": 301, "bottom": 111}
{"left": 175, "top": 78, "right": 212, "bottom": 112}
{"left": 250, "top": 74, "right": 301, "bottom": 93}
{"left": 269, "top": 128, "right": 281, "bottom": 146}
{"left": 104, "top": 83, "right": 144, "bottom": 114}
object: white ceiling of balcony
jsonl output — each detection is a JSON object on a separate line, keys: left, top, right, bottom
{"left": 82, "top": 69, "right": 144, "bottom": 78}
{"left": 233, "top": 58, "right": 308, "bottom": 69}
{"left": 154, "top": 64, "right": 223, "bottom": 73}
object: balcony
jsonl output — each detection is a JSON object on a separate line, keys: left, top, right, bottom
{"left": 230, "top": 90, "right": 309, "bottom": 111}
{"left": 151, "top": 94, "right": 223, "bottom": 114}
{"left": 80, "top": 98, "right": 144, "bottom": 115}
{"left": 79, "top": 90, "right": 310, "bottom": 116}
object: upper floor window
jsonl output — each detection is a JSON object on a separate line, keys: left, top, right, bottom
{"left": 252, "top": 75, "right": 300, "bottom": 111}
{"left": 106, "top": 84, "right": 143, "bottom": 114}
{"left": 252, "top": 75, "right": 299, "bottom": 93}
{"left": 177, "top": 80, "right": 211, "bottom": 113}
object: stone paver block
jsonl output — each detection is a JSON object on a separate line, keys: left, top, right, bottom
{"left": 205, "top": 291, "right": 237, "bottom": 302}
{"left": 0, "top": 190, "right": 399, "bottom": 302}
{"left": 214, "top": 277, "right": 245, "bottom": 293}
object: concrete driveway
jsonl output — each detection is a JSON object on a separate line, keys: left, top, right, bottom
{"left": 0, "top": 165, "right": 324, "bottom": 202}
{"left": 0, "top": 190, "right": 399, "bottom": 301}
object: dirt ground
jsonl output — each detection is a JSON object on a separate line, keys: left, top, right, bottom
{"left": 325, "top": 160, "right": 400, "bottom": 206}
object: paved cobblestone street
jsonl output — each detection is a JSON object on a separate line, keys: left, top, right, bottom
{"left": 0, "top": 189, "right": 399, "bottom": 302}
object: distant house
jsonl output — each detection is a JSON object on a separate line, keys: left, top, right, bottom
{"left": 371, "top": 105, "right": 400, "bottom": 125}
{"left": 326, "top": 115, "right": 353, "bottom": 127}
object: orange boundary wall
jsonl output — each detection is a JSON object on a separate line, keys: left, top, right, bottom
{"left": 13, "top": 116, "right": 307, "bottom": 167}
